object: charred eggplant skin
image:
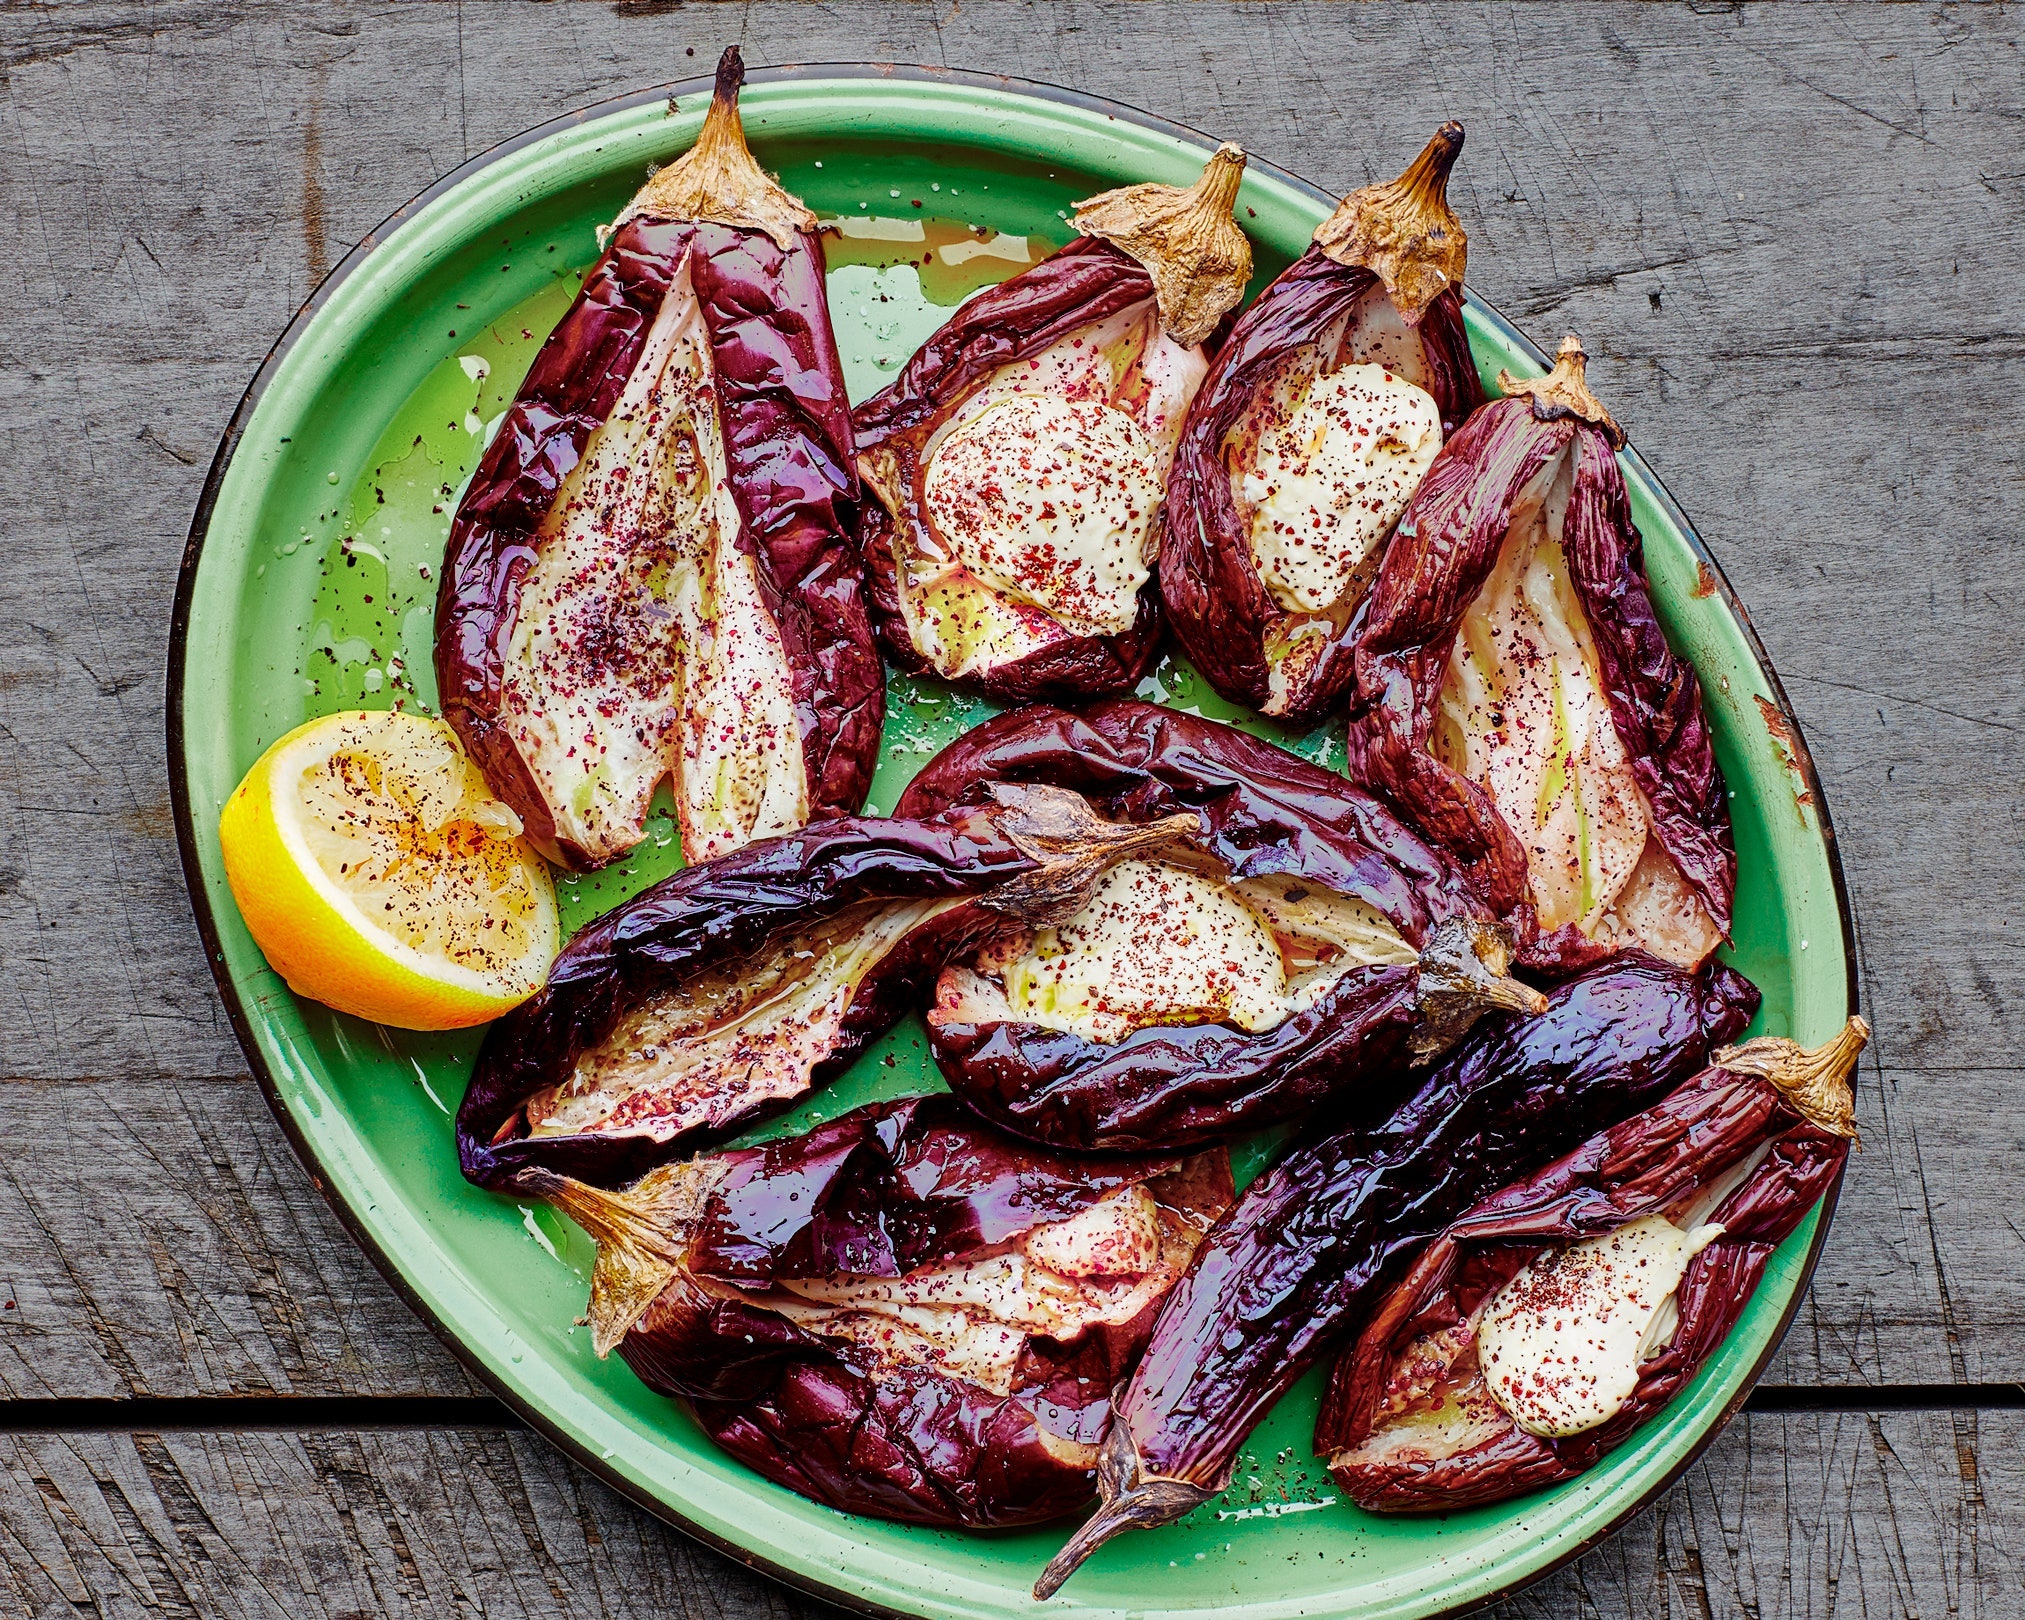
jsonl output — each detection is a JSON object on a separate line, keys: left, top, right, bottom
{"left": 1319, "top": 1025, "right": 1860, "bottom": 1512}
{"left": 612, "top": 1094, "right": 1234, "bottom": 1528}
{"left": 896, "top": 700, "right": 1481, "bottom": 931}
{"left": 1106, "top": 955, "right": 1758, "bottom": 1496}
{"left": 455, "top": 808, "right": 1038, "bottom": 1191}
{"left": 1160, "top": 253, "right": 1485, "bottom": 722}
{"left": 897, "top": 701, "right": 1495, "bottom": 1151}
{"left": 851, "top": 237, "right": 1171, "bottom": 702}
{"left": 436, "top": 210, "right": 884, "bottom": 866}
{"left": 1344, "top": 382, "right": 1735, "bottom": 951}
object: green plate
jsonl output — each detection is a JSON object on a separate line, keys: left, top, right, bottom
{"left": 169, "top": 66, "right": 1857, "bottom": 1620}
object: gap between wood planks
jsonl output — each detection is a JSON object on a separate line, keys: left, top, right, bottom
{"left": 0, "top": 1387, "right": 2021, "bottom": 1434}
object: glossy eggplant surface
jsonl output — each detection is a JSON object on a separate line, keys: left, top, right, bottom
{"left": 1345, "top": 336, "right": 1736, "bottom": 972}
{"left": 1034, "top": 953, "right": 1760, "bottom": 1597}
{"left": 1320, "top": 1018, "right": 1865, "bottom": 1511}
{"left": 526, "top": 1093, "right": 1234, "bottom": 1528}
{"left": 896, "top": 700, "right": 1543, "bottom": 1151}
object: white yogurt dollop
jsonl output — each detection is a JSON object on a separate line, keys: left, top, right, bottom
{"left": 1476, "top": 1213, "right": 1724, "bottom": 1438}
{"left": 1243, "top": 362, "right": 1443, "bottom": 614}
{"left": 923, "top": 392, "right": 1161, "bottom": 637}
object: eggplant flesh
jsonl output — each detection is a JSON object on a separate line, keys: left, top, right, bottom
{"left": 1321, "top": 1018, "right": 1867, "bottom": 1512}
{"left": 456, "top": 786, "right": 1199, "bottom": 1191}
{"left": 1346, "top": 336, "right": 1737, "bottom": 963}
{"left": 526, "top": 1095, "right": 1235, "bottom": 1528}
{"left": 871, "top": 299, "right": 1205, "bottom": 681}
{"left": 1430, "top": 445, "right": 1719, "bottom": 966}
{"left": 435, "top": 48, "right": 882, "bottom": 872}
{"left": 1031, "top": 953, "right": 1760, "bottom": 1598}
{"left": 522, "top": 895, "right": 954, "bottom": 1144}
{"left": 502, "top": 248, "right": 806, "bottom": 867}
{"left": 900, "top": 702, "right": 1544, "bottom": 1153}
{"left": 954, "top": 857, "right": 1415, "bottom": 1047}
{"left": 1227, "top": 287, "right": 1448, "bottom": 708}
{"left": 1159, "top": 124, "right": 1488, "bottom": 725}
{"left": 853, "top": 149, "right": 1250, "bottom": 702}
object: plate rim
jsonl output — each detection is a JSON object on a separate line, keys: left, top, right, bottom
{"left": 166, "top": 60, "right": 1862, "bottom": 1619}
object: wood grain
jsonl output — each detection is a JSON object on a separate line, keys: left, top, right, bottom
{"left": 0, "top": 1407, "right": 2017, "bottom": 1619}
{"left": 1, "top": 2, "right": 2019, "bottom": 1613}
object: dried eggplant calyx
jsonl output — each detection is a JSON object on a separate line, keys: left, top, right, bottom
{"left": 436, "top": 45, "right": 881, "bottom": 870}
{"left": 1498, "top": 333, "right": 1623, "bottom": 445}
{"left": 900, "top": 701, "right": 1540, "bottom": 1153}
{"left": 852, "top": 148, "right": 1250, "bottom": 703}
{"left": 1160, "top": 125, "right": 1487, "bottom": 723}
{"left": 1348, "top": 333, "right": 1737, "bottom": 968}
{"left": 527, "top": 1095, "right": 1235, "bottom": 1529}
{"left": 1312, "top": 121, "right": 1469, "bottom": 319}
{"left": 611, "top": 48, "right": 815, "bottom": 249}
{"left": 1320, "top": 1017, "right": 1867, "bottom": 1512}
{"left": 1032, "top": 954, "right": 1761, "bottom": 1597}
{"left": 455, "top": 786, "right": 1201, "bottom": 1191}
{"left": 1072, "top": 143, "right": 1253, "bottom": 347}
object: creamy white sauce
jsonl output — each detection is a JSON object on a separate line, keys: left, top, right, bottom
{"left": 503, "top": 251, "right": 806, "bottom": 865}
{"left": 988, "top": 860, "right": 1410, "bottom": 1045}
{"left": 922, "top": 393, "right": 1160, "bottom": 636}
{"left": 894, "top": 299, "right": 1209, "bottom": 677}
{"left": 1243, "top": 363, "right": 1443, "bottom": 614}
{"left": 1476, "top": 1213, "right": 1723, "bottom": 1438}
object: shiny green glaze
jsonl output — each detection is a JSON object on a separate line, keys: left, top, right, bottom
{"left": 171, "top": 70, "right": 1853, "bottom": 1620}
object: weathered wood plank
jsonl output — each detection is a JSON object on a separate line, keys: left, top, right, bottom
{"left": 1, "top": 0, "right": 2019, "bottom": 1402}
{"left": 0, "top": 1408, "right": 2016, "bottom": 1618}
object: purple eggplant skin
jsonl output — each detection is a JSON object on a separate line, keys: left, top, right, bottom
{"left": 563, "top": 1094, "right": 1236, "bottom": 1529}
{"left": 435, "top": 60, "right": 883, "bottom": 868}
{"left": 1343, "top": 340, "right": 1735, "bottom": 960}
{"left": 1033, "top": 951, "right": 1759, "bottom": 1596}
{"left": 457, "top": 806, "right": 1038, "bottom": 1192}
{"left": 895, "top": 700, "right": 1482, "bottom": 927}
{"left": 851, "top": 237, "right": 1176, "bottom": 703}
{"left": 928, "top": 972, "right": 1427, "bottom": 1156}
{"left": 1160, "top": 261, "right": 1484, "bottom": 723}
{"left": 896, "top": 701, "right": 1503, "bottom": 1152}
{"left": 1319, "top": 1019, "right": 1866, "bottom": 1513}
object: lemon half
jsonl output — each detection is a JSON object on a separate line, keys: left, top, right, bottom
{"left": 219, "top": 710, "right": 559, "bottom": 1030}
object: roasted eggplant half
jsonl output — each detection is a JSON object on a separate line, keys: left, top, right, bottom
{"left": 1161, "top": 125, "right": 1487, "bottom": 723}
{"left": 896, "top": 700, "right": 1542, "bottom": 1152}
{"left": 1320, "top": 1017, "right": 1865, "bottom": 1511}
{"left": 523, "top": 1094, "right": 1234, "bottom": 1527}
{"left": 852, "top": 148, "right": 1253, "bottom": 701}
{"left": 1033, "top": 953, "right": 1760, "bottom": 1597}
{"left": 457, "top": 784, "right": 1198, "bottom": 1190}
{"left": 1344, "top": 336, "right": 1736, "bottom": 969}
{"left": 436, "top": 48, "right": 883, "bottom": 869}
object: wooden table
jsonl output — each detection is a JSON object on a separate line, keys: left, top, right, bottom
{"left": 3, "top": 2, "right": 2019, "bottom": 1614}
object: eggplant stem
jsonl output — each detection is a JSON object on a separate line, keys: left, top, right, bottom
{"left": 1311, "top": 121, "right": 1468, "bottom": 320}
{"left": 1071, "top": 143, "right": 1254, "bottom": 347}
{"left": 982, "top": 783, "right": 1204, "bottom": 925}
{"left": 1496, "top": 334, "right": 1625, "bottom": 448}
{"left": 520, "top": 1161, "right": 725, "bottom": 1355}
{"left": 1714, "top": 1015, "right": 1869, "bottom": 1146}
{"left": 1033, "top": 1423, "right": 1214, "bottom": 1600}
{"left": 613, "top": 43, "right": 816, "bottom": 250}
{"left": 1409, "top": 917, "right": 1548, "bottom": 1061}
